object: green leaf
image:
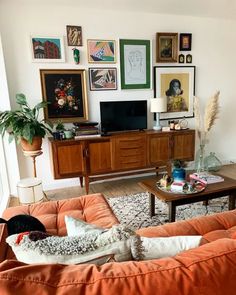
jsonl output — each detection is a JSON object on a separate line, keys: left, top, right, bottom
{"left": 34, "top": 101, "right": 48, "bottom": 110}
{"left": 16, "top": 93, "right": 27, "bottom": 106}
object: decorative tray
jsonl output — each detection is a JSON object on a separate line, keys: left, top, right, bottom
{"left": 156, "top": 181, "right": 206, "bottom": 195}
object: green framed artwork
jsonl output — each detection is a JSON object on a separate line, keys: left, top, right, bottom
{"left": 119, "top": 39, "right": 151, "bottom": 89}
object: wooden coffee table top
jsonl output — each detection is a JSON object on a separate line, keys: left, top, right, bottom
{"left": 138, "top": 174, "right": 236, "bottom": 202}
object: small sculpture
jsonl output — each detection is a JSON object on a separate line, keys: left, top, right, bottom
{"left": 73, "top": 48, "right": 80, "bottom": 64}
{"left": 159, "top": 174, "right": 172, "bottom": 188}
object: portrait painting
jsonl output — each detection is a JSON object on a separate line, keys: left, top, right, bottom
{"left": 89, "top": 68, "right": 117, "bottom": 91}
{"left": 40, "top": 69, "right": 88, "bottom": 123}
{"left": 30, "top": 36, "right": 65, "bottom": 62}
{"left": 87, "top": 39, "right": 116, "bottom": 63}
{"left": 66, "top": 25, "right": 82, "bottom": 46}
{"left": 179, "top": 33, "right": 192, "bottom": 51}
{"left": 156, "top": 33, "right": 178, "bottom": 63}
{"left": 154, "top": 66, "right": 195, "bottom": 120}
{"left": 120, "top": 39, "right": 150, "bottom": 89}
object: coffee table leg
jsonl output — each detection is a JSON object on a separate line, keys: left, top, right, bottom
{"left": 168, "top": 202, "right": 176, "bottom": 222}
{"left": 149, "top": 193, "right": 155, "bottom": 217}
{"left": 229, "top": 192, "right": 236, "bottom": 210}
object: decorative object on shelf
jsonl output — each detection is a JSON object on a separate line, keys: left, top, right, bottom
{"left": 154, "top": 66, "right": 195, "bottom": 120}
{"left": 64, "top": 130, "right": 74, "bottom": 139}
{"left": 66, "top": 25, "right": 82, "bottom": 46}
{"left": 150, "top": 97, "right": 167, "bottom": 130}
{"left": 72, "top": 48, "right": 80, "bottom": 64}
{"left": 0, "top": 93, "right": 52, "bottom": 152}
{"left": 204, "top": 152, "right": 222, "bottom": 172}
{"left": 186, "top": 54, "right": 192, "bottom": 63}
{"left": 172, "top": 160, "right": 186, "bottom": 182}
{"left": 119, "top": 39, "right": 151, "bottom": 89}
{"left": 40, "top": 69, "right": 88, "bottom": 123}
{"left": 89, "top": 68, "right": 117, "bottom": 91}
{"left": 179, "top": 33, "right": 192, "bottom": 51}
{"left": 194, "top": 91, "right": 220, "bottom": 172}
{"left": 178, "top": 54, "right": 185, "bottom": 63}
{"left": 179, "top": 117, "right": 188, "bottom": 129}
{"left": 156, "top": 181, "right": 205, "bottom": 194}
{"left": 159, "top": 174, "right": 172, "bottom": 188}
{"left": 87, "top": 39, "right": 116, "bottom": 63}
{"left": 156, "top": 32, "right": 178, "bottom": 63}
{"left": 30, "top": 36, "right": 65, "bottom": 63}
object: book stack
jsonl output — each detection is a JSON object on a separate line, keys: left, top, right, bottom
{"left": 73, "top": 122, "right": 101, "bottom": 139}
{"left": 189, "top": 172, "right": 224, "bottom": 184}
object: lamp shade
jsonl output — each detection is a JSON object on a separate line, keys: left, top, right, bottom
{"left": 150, "top": 97, "right": 167, "bottom": 113}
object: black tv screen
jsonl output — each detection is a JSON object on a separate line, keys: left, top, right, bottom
{"left": 100, "top": 100, "right": 147, "bottom": 134}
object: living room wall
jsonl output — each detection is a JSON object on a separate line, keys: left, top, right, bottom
{"left": 0, "top": 0, "right": 236, "bottom": 190}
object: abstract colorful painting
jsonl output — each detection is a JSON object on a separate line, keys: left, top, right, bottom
{"left": 30, "top": 36, "right": 65, "bottom": 62}
{"left": 89, "top": 68, "right": 117, "bottom": 91}
{"left": 87, "top": 40, "right": 116, "bottom": 63}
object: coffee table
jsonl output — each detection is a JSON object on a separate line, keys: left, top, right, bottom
{"left": 139, "top": 175, "right": 236, "bottom": 222}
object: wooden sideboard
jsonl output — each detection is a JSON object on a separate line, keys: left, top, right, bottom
{"left": 49, "top": 129, "right": 195, "bottom": 194}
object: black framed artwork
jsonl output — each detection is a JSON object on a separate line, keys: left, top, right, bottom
{"left": 179, "top": 33, "right": 192, "bottom": 51}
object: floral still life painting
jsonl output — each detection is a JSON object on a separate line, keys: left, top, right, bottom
{"left": 87, "top": 40, "right": 116, "bottom": 63}
{"left": 40, "top": 69, "right": 88, "bottom": 123}
{"left": 89, "top": 68, "right": 117, "bottom": 91}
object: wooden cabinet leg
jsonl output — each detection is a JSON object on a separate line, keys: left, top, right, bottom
{"left": 79, "top": 177, "right": 83, "bottom": 187}
{"left": 149, "top": 193, "right": 155, "bottom": 217}
{"left": 85, "top": 176, "right": 89, "bottom": 195}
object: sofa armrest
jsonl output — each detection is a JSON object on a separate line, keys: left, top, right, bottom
{"left": 0, "top": 224, "right": 8, "bottom": 262}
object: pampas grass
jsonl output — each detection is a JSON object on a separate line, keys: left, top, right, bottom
{"left": 194, "top": 91, "right": 220, "bottom": 144}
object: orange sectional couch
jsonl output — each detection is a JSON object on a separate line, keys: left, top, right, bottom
{"left": 0, "top": 193, "right": 236, "bottom": 294}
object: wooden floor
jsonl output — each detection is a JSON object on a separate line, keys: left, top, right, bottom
{"left": 8, "top": 164, "right": 236, "bottom": 207}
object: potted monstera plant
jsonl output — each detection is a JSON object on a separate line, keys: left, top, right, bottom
{"left": 0, "top": 93, "right": 53, "bottom": 151}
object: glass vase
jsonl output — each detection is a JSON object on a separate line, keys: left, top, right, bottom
{"left": 204, "top": 152, "right": 222, "bottom": 172}
{"left": 195, "top": 144, "right": 206, "bottom": 173}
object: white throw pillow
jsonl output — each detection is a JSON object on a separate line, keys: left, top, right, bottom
{"left": 132, "top": 235, "right": 202, "bottom": 260}
{"left": 65, "top": 215, "right": 105, "bottom": 236}
{"left": 6, "top": 225, "right": 133, "bottom": 265}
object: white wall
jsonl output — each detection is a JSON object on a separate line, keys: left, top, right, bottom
{"left": 0, "top": 0, "right": 236, "bottom": 190}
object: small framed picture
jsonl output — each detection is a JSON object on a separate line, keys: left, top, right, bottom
{"left": 66, "top": 25, "right": 82, "bottom": 46}
{"left": 89, "top": 68, "right": 117, "bottom": 91}
{"left": 156, "top": 33, "right": 178, "bottom": 63}
{"left": 178, "top": 54, "right": 185, "bottom": 63}
{"left": 87, "top": 39, "right": 116, "bottom": 63}
{"left": 186, "top": 54, "right": 192, "bottom": 63}
{"left": 30, "top": 36, "right": 65, "bottom": 62}
{"left": 179, "top": 33, "right": 192, "bottom": 51}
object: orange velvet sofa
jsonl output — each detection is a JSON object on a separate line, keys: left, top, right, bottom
{"left": 0, "top": 193, "right": 236, "bottom": 295}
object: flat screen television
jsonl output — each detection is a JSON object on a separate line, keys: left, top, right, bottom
{"left": 100, "top": 100, "right": 147, "bottom": 134}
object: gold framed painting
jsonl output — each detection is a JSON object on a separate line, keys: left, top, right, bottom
{"left": 156, "top": 33, "right": 178, "bottom": 63}
{"left": 40, "top": 69, "right": 88, "bottom": 123}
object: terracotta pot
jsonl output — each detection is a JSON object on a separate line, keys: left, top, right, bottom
{"left": 20, "top": 137, "right": 42, "bottom": 151}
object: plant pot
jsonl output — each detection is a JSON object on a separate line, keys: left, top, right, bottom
{"left": 172, "top": 167, "right": 186, "bottom": 182}
{"left": 21, "top": 137, "right": 42, "bottom": 151}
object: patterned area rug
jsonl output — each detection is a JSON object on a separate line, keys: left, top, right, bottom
{"left": 107, "top": 192, "right": 229, "bottom": 230}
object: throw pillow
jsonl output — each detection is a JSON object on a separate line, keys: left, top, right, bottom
{"left": 6, "top": 225, "right": 134, "bottom": 265}
{"left": 65, "top": 215, "right": 105, "bottom": 236}
{"left": 131, "top": 235, "right": 203, "bottom": 260}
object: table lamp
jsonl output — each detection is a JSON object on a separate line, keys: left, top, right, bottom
{"left": 150, "top": 97, "right": 167, "bottom": 130}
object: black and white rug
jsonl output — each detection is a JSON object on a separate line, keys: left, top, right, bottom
{"left": 107, "top": 192, "right": 229, "bottom": 230}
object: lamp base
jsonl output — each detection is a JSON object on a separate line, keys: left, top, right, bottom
{"left": 153, "top": 125, "right": 162, "bottom": 131}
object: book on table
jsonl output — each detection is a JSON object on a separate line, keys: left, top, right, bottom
{"left": 189, "top": 172, "right": 224, "bottom": 184}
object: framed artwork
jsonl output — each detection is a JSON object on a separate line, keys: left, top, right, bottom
{"left": 178, "top": 54, "right": 185, "bottom": 63}
{"left": 154, "top": 66, "right": 195, "bottom": 120}
{"left": 66, "top": 25, "right": 82, "bottom": 46}
{"left": 186, "top": 54, "right": 192, "bottom": 63}
{"left": 119, "top": 39, "right": 151, "bottom": 89}
{"left": 156, "top": 33, "right": 178, "bottom": 63}
{"left": 30, "top": 36, "right": 65, "bottom": 62}
{"left": 40, "top": 69, "right": 88, "bottom": 123}
{"left": 89, "top": 68, "right": 117, "bottom": 91}
{"left": 179, "top": 33, "right": 192, "bottom": 51}
{"left": 87, "top": 39, "right": 116, "bottom": 63}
